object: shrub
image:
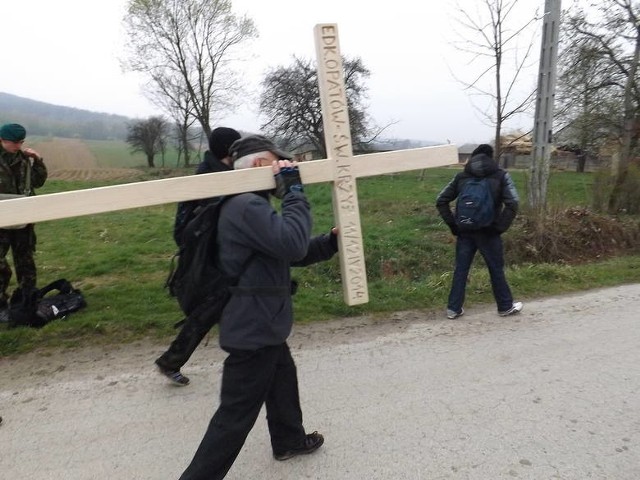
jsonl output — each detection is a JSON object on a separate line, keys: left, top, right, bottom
{"left": 505, "top": 206, "right": 640, "bottom": 264}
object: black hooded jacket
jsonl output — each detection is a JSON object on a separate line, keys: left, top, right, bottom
{"left": 173, "top": 151, "right": 232, "bottom": 245}
{"left": 435, "top": 153, "right": 519, "bottom": 234}
{"left": 196, "top": 150, "right": 231, "bottom": 175}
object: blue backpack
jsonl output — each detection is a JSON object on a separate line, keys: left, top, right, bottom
{"left": 455, "top": 177, "right": 496, "bottom": 231}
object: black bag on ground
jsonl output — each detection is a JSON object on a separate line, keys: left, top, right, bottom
{"left": 8, "top": 286, "right": 42, "bottom": 328}
{"left": 8, "top": 279, "right": 87, "bottom": 328}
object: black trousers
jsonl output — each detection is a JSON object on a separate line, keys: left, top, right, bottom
{"left": 179, "top": 342, "right": 307, "bottom": 480}
{"left": 0, "top": 225, "right": 37, "bottom": 305}
{"left": 156, "top": 312, "right": 216, "bottom": 371}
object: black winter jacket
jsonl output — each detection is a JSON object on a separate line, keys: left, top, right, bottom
{"left": 216, "top": 190, "right": 337, "bottom": 350}
{"left": 435, "top": 153, "right": 519, "bottom": 234}
{"left": 196, "top": 150, "right": 231, "bottom": 175}
{"left": 173, "top": 151, "right": 232, "bottom": 245}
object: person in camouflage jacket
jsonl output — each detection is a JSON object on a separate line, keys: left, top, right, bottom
{"left": 0, "top": 123, "right": 48, "bottom": 319}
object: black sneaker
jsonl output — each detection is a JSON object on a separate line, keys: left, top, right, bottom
{"left": 273, "top": 431, "right": 324, "bottom": 461}
{"left": 155, "top": 359, "right": 190, "bottom": 386}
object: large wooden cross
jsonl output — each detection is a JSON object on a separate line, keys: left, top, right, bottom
{"left": 0, "top": 24, "right": 457, "bottom": 306}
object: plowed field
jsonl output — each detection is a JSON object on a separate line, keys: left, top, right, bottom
{"left": 30, "top": 138, "right": 144, "bottom": 182}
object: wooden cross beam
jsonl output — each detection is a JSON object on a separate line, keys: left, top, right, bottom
{"left": 0, "top": 24, "right": 457, "bottom": 306}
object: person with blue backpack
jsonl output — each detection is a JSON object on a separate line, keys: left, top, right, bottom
{"left": 436, "top": 144, "right": 523, "bottom": 319}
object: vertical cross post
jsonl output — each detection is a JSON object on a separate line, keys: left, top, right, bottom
{"left": 314, "top": 24, "right": 368, "bottom": 306}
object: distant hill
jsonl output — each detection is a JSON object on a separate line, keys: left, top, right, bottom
{"left": 0, "top": 92, "right": 130, "bottom": 141}
{"left": 370, "top": 138, "right": 443, "bottom": 151}
{"left": 0, "top": 92, "right": 444, "bottom": 148}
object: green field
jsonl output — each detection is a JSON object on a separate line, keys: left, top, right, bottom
{"left": 84, "top": 139, "right": 189, "bottom": 168}
{"left": 1, "top": 166, "right": 638, "bottom": 356}
{"left": 84, "top": 139, "right": 149, "bottom": 168}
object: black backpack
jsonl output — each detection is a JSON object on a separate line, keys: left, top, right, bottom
{"left": 165, "top": 196, "right": 238, "bottom": 327}
{"left": 173, "top": 195, "right": 222, "bottom": 246}
{"left": 8, "top": 279, "right": 87, "bottom": 328}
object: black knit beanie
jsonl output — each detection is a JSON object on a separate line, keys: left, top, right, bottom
{"left": 471, "top": 144, "right": 494, "bottom": 158}
{"left": 209, "top": 127, "right": 241, "bottom": 159}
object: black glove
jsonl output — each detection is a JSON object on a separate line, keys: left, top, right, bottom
{"left": 449, "top": 224, "right": 459, "bottom": 236}
{"left": 329, "top": 228, "right": 339, "bottom": 251}
{"left": 274, "top": 166, "right": 304, "bottom": 199}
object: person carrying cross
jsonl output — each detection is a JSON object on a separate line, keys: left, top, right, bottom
{"left": 178, "top": 134, "right": 337, "bottom": 480}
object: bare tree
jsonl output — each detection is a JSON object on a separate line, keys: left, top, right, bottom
{"left": 555, "top": 22, "right": 621, "bottom": 173}
{"left": 122, "top": 0, "right": 257, "bottom": 139}
{"left": 126, "top": 116, "right": 170, "bottom": 168}
{"left": 451, "top": 0, "right": 540, "bottom": 160}
{"left": 259, "top": 56, "right": 389, "bottom": 158}
{"left": 147, "top": 71, "right": 199, "bottom": 167}
{"left": 565, "top": 0, "right": 640, "bottom": 212}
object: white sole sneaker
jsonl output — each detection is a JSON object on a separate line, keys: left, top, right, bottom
{"left": 446, "top": 308, "right": 464, "bottom": 319}
{"left": 499, "top": 301, "right": 523, "bottom": 317}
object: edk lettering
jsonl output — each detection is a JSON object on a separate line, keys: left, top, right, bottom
{"left": 321, "top": 26, "right": 336, "bottom": 37}
{"left": 322, "top": 45, "right": 338, "bottom": 57}
{"left": 320, "top": 26, "right": 337, "bottom": 42}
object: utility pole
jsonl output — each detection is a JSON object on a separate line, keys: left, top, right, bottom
{"left": 528, "top": 0, "right": 562, "bottom": 211}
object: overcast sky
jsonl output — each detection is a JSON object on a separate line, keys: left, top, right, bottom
{"left": 3, "top": 0, "right": 552, "bottom": 145}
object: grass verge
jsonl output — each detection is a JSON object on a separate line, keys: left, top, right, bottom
{"left": 1, "top": 168, "right": 638, "bottom": 356}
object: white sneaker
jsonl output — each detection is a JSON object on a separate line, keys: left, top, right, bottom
{"left": 446, "top": 308, "right": 464, "bottom": 319}
{"left": 499, "top": 301, "right": 523, "bottom": 317}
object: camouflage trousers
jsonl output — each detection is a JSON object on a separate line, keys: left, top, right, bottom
{"left": 0, "top": 225, "right": 37, "bottom": 306}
